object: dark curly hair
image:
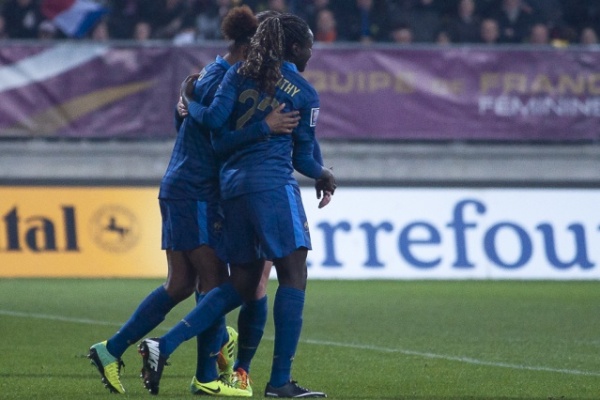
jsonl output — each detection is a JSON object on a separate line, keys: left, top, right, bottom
{"left": 238, "top": 13, "right": 311, "bottom": 95}
{"left": 221, "top": 5, "right": 258, "bottom": 49}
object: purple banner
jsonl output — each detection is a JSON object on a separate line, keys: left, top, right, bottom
{"left": 1, "top": 43, "right": 599, "bottom": 141}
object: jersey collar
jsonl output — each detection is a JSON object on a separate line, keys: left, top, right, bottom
{"left": 216, "top": 55, "right": 231, "bottom": 69}
{"left": 282, "top": 61, "right": 298, "bottom": 73}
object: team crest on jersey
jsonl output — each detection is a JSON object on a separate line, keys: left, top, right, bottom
{"left": 310, "top": 108, "right": 320, "bottom": 127}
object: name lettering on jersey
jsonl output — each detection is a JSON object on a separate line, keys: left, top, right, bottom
{"left": 278, "top": 78, "right": 301, "bottom": 97}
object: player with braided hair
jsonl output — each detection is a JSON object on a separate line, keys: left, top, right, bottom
{"left": 139, "top": 13, "right": 333, "bottom": 398}
{"left": 238, "top": 17, "right": 286, "bottom": 95}
{"left": 89, "top": 6, "right": 298, "bottom": 398}
{"left": 168, "top": 8, "right": 299, "bottom": 397}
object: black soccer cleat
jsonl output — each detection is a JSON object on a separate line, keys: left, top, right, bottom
{"left": 265, "top": 380, "right": 327, "bottom": 398}
{"left": 138, "top": 338, "right": 168, "bottom": 395}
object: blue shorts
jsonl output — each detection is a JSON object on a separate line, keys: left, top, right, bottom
{"left": 221, "top": 184, "right": 311, "bottom": 264}
{"left": 160, "top": 199, "right": 224, "bottom": 251}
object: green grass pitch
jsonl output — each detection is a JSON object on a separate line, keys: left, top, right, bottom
{"left": 0, "top": 278, "right": 599, "bottom": 399}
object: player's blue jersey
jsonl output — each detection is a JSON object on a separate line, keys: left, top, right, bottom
{"left": 158, "top": 56, "right": 230, "bottom": 201}
{"left": 188, "top": 61, "right": 323, "bottom": 200}
{"left": 160, "top": 56, "right": 273, "bottom": 200}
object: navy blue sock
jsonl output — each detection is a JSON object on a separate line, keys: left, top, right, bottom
{"left": 106, "top": 286, "right": 175, "bottom": 359}
{"left": 269, "top": 286, "right": 305, "bottom": 387}
{"left": 234, "top": 295, "right": 268, "bottom": 374}
{"left": 161, "top": 283, "right": 242, "bottom": 356}
{"left": 195, "top": 292, "right": 227, "bottom": 383}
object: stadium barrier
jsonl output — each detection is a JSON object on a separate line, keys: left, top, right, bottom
{"left": 1, "top": 185, "right": 599, "bottom": 279}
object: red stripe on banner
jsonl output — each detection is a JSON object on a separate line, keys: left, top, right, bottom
{"left": 41, "top": 0, "right": 77, "bottom": 20}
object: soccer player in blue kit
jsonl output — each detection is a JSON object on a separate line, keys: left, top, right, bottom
{"left": 88, "top": 6, "right": 299, "bottom": 397}
{"left": 138, "top": 13, "right": 336, "bottom": 398}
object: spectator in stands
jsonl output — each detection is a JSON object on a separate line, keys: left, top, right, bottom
{"left": 91, "top": 19, "right": 110, "bottom": 41}
{"left": 526, "top": 0, "right": 564, "bottom": 29}
{"left": 479, "top": 17, "right": 500, "bottom": 44}
{"left": 385, "top": 0, "right": 411, "bottom": 13}
{"left": 105, "top": 0, "right": 141, "bottom": 39}
{"left": 389, "top": 22, "right": 413, "bottom": 44}
{"left": 37, "top": 18, "right": 55, "bottom": 40}
{"left": 267, "top": 0, "right": 288, "bottom": 12}
{"left": 173, "top": 25, "right": 196, "bottom": 44}
{"left": 408, "top": 0, "right": 442, "bottom": 43}
{"left": 434, "top": 0, "right": 461, "bottom": 20}
{"left": 246, "top": 0, "right": 288, "bottom": 13}
{"left": 133, "top": 21, "right": 152, "bottom": 41}
{"left": 336, "top": 0, "right": 390, "bottom": 43}
{"left": 580, "top": 26, "right": 599, "bottom": 45}
{"left": 242, "top": 0, "right": 263, "bottom": 12}
{"left": 447, "top": 0, "right": 482, "bottom": 43}
{"left": 561, "top": 0, "right": 600, "bottom": 38}
{"left": 434, "top": 28, "right": 453, "bottom": 44}
{"left": 146, "top": 0, "right": 190, "bottom": 40}
{"left": 0, "top": 0, "right": 596, "bottom": 47}
{"left": 526, "top": 0, "right": 572, "bottom": 46}
{"left": 281, "top": 0, "right": 300, "bottom": 14}
{"left": 314, "top": 8, "right": 337, "bottom": 42}
{"left": 1, "top": 0, "right": 42, "bottom": 39}
{"left": 527, "top": 22, "right": 550, "bottom": 45}
{"left": 0, "top": 15, "right": 7, "bottom": 39}
{"left": 475, "top": 0, "right": 500, "bottom": 19}
{"left": 491, "top": 0, "right": 538, "bottom": 43}
{"left": 296, "top": 0, "right": 330, "bottom": 34}
{"left": 191, "top": 0, "right": 234, "bottom": 41}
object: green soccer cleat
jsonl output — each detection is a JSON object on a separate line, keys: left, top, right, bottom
{"left": 231, "top": 367, "right": 253, "bottom": 396}
{"left": 217, "top": 326, "right": 238, "bottom": 382}
{"left": 190, "top": 376, "right": 252, "bottom": 397}
{"left": 88, "top": 341, "right": 125, "bottom": 394}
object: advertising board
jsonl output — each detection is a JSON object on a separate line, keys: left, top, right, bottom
{"left": 1, "top": 186, "right": 598, "bottom": 279}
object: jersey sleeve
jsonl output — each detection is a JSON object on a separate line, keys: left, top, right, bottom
{"left": 174, "top": 105, "right": 184, "bottom": 132}
{"left": 312, "top": 137, "right": 323, "bottom": 166}
{"left": 291, "top": 92, "right": 323, "bottom": 179}
{"left": 187, "top": 67, "right": 239, "bottom": 130}
{"left": 211, "top": 120, "right": 271, "bottom": 158}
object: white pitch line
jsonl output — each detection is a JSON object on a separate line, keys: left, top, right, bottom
{"left": 2, "top": 309, "right": 599, "bottom": 377}
{"left": 0, "top": 310, "right": 122, "bottom": 327}
{"left": 301, "top": 339, "right": 600, "bottom": 377}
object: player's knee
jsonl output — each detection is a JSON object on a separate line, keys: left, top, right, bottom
{"left": 275, "top": 266, "right": 307, "bottom": 290}
{"left": 163, "top": 280, "right": 195, "bottom": 303}
{"left": 197, "top": 274, "right": 226, "bottom": 294}
{"left": 253, "top": 280, "right": 268, "bottom": 299}
{"left": 274, "top": 251, "right": 308, "bottom": 290}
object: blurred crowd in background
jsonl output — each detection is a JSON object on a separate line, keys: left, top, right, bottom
{"left": 1, "top": 0, "right": 600, "bottom": 46}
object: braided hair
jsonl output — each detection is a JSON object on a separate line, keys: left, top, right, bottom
{"left": 239, "top": 13, "right": 312, "bottom": 95}
{"left": 256, "top": 10, "right": 281, "bottom": 23}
